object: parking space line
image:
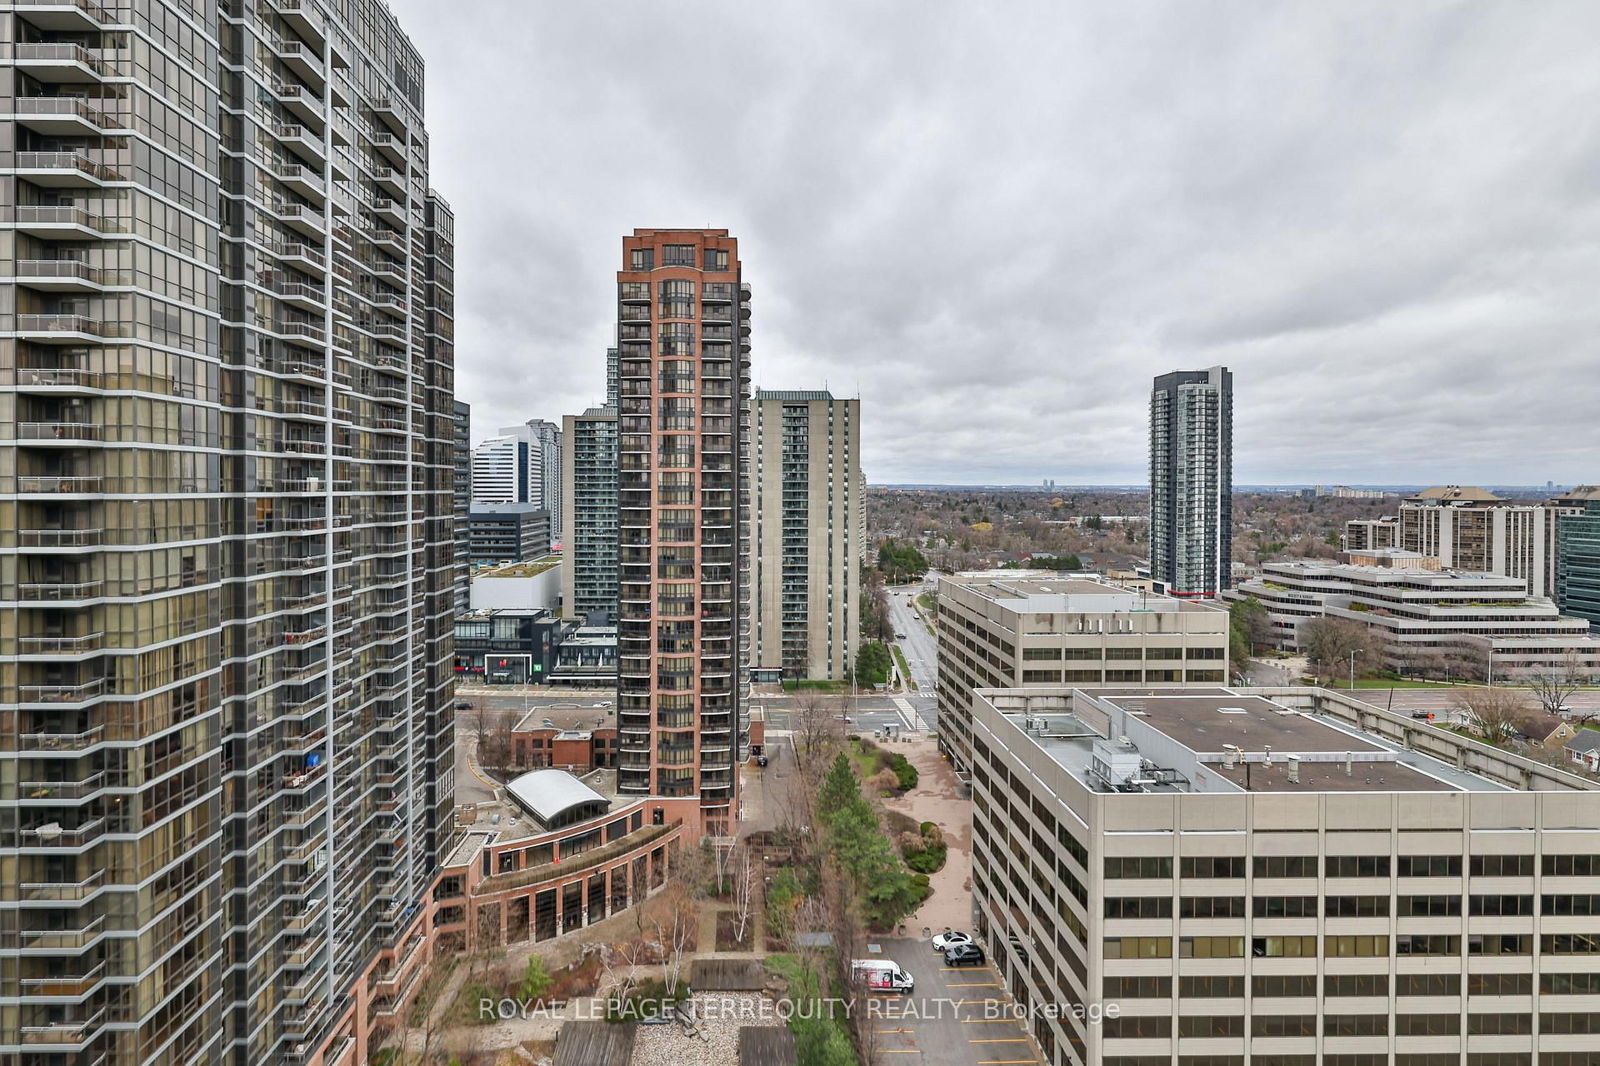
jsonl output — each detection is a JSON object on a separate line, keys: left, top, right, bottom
{"left": 948, "top": 980, "right": 1000, "bottom": 986}
{"left": 976, "top": 1061, "right": 1040, "bottom": 1065}
{"left": 971, "top": 1037, "right": 1032, "bottom": 1042}
{"left": 962, "top": 1018, "right": 1025, "bottom": 1024}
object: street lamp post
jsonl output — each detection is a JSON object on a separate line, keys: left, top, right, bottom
{"left": 1348, "top": 650, "right": 1361, "bottom": 691}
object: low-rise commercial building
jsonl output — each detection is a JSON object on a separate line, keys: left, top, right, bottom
{"left": 550, "top": 625, "right": 619, "bottom": 686}
{"left": 468, "top": 503, "right": 552, "bottom": 566}
{"left": 470, "top": 555, "right": 563, "bottom": 612}
{"left": 935, "top": 572, "right": 1230, "bottom": 771}
{"left": 967, "top": 684, "right": 1600, "bottom": 1066}
{"left": 453, "top": 608, "right": 570, "bottom": 684}
{"left": 1226, "top": 552, "right": 1600, "bottom": 679}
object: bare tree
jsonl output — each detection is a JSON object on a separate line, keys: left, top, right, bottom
{"left": 791, "top": 691, "right": 845, "bottom": 778}
{"left": 732, "top": 846, "right": 755, "bottom": 944}
{"left": 1455, "top": 687, "right": 1537, "bottom": 744}
{"left": 1529, "top": 653, "right": 1589, "bottom": 714}
{"left": 1300, "top": 617, "right": 1385, "bottom": 683}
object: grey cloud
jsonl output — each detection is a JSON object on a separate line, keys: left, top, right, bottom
{"left": 390, "top": 0, "right": 1600, "bottom": 484}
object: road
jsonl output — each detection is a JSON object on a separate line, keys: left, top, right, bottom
{"left": 1343, "top": 686, "right": 1600, "bottom": 716}
{"left": 889, "top": 583, "right": 938, "bottom": 692}
{"left": 870, "top": 937, "right": 1040, "bottom": 1065}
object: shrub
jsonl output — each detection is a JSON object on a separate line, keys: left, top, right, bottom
{"left": 605, "top": 977, "right": 687, "bottom": 1023}
{"left": 890, "top": 753, "right": 918, "bottom": 791}
{"left": 518, "top": 955, "right": 553, "bottom": 1003}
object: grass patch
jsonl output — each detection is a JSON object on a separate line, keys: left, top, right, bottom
{"left": 764, "top": 955, "right": 855, "bottom": 1065}
{"left": 890, "top": 644, "right": 916, "bottom": 690}
{"left": 781, "top": 678, "right": 852, "bottom": 693}
{"left": 916, "top": 591, "right": 936, "bottom": 613}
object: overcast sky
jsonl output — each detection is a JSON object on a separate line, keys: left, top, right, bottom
{"left": 388, "top": 0, "right": 1600, "bottom": 486}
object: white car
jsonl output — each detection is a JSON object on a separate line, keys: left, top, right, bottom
{"left": 932, "top": 930, "right": 972, "bottom": 953}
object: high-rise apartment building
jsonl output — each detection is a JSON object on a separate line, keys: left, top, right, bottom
{"left": 0, "top": 2, "right": 455, "bottom": 1062}
{"left": 749, "top": 389, "right": 862, "bottom": 681}
{"left": 562, "top": 405, "right": 619, "bottom": 623}
{"left": 1556, "top": 485, "right": 1600, "bottom": 627}
{"left": 1396, "top": 486, "right": 1578, "bottom": 598}
{"left": 966, "top": 684, "right": 1600, "bottom": 1066}
{"left": 453, "top": 400, "right": 472, "bottom": 609}
{"left": 470, "top": 432, "right": 531, "bottom": 504}
{"left": 522, "top": 418, "right": 563, "bottom": 539}
{"left": 605, "top": 345, "right": 620, "bottom": 408}
{"left": 615, "top": 229, "right": 750, "bottom": 839}
{"left": 1149, "top": 366, "right": 1232, "bottom": 596}
{"left": 1343, "top": 515, "right": 1398, "bottom": 551}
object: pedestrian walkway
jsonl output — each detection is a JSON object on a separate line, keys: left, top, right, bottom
{"left": 894, "top": 695, "right": 931, "bottom": 732}
{"left": 457, "top": 684, "right": 613, "bottom": 698}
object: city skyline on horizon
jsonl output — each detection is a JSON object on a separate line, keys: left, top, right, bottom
{"left": 393, "top": 0, "right": 1600, "bottom": 487}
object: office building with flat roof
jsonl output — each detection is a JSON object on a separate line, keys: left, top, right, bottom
{"left": 1226, "top": 553, "right": 1600, "bottom": 680}
{"left": 467, "top": 504, "right": 551, "bottom": 566}
{"left": 749, "top": 388, "right": 863, "bottom": 681}
{"left": 1391, "top": 486, "right": 1583, "bottom": 599}
{"left": 1150, "top": 366, "right": 1232, "bottom": 597}
{"left": 966, "top": 684, "right": 1600, "bottom": 1066}
{"left": 934, "top": 572, "right": 1229, "bottom": 771}
{"left": 1556, "top": 486, "right": 1600, "bottom": 627}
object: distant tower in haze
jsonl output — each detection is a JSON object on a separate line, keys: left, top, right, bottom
{"left": 1149, "top": 366, "right": 1232, "bottom": 596}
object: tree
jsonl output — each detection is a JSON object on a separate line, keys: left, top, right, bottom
{"left": 1230, "top": 596, "right": 1272, "bottom": 660}
{"left": 1455, "top": 687, "right": 1537, "bottom": 744}
{"left": 1299, "top": 617, "right": 1383, "bottom": 683}
{"left": 1529, "top": 653, "right": 1589, "bottom": 714}
{"left": 876, "top": 539, "right": 929, "bottom": 583}
{"left": 517, "top": 955, "right": 553, "bottom": 1003}
{"left": 732, "top": 846, "right": 755, "bottom": 944}
{"left": 854, "top": 641, "right": 892, "bottom": 687}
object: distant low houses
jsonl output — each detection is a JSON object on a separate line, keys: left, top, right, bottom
{"left": 1563, "top": 730, "right": 1600, "bottom": 773}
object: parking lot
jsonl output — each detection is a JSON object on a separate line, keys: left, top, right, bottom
{"left": 864, "top": 937, "right": 1040, "bottom": 1065}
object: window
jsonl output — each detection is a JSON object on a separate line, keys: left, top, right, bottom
{"left": 1178, "top": 1057, "right": 1243, "bottom": 1066}
{"left": 1101, "top": 1015, "right": 1170, "bottom": 1038}
{"left": 1397, "top": 854, "right": 1461, "bottom": 877}
{"left": 1180, "top": 896, "right": 1245, "bottom": 918}
{"left": 1102, "top": 975, "right": 1170, "bottom": 999}
{"left": 1323, "top": 1015, "right": 1387, "bottom": 1036}
{"left": 1254, "top": 896, "right": 1316, "bottom": 918}
{"left": 1105, "top": 897, "right": 1172, "bottom": 920}
{"left": 1254, "top": 855, "right": 1316, "bottom": 878}
{"left": 1397, "top": 973, "right": 1459, "bottom": 996}
{"left": 1325, "top": 973, "right": 1388, "bottom": 997}
{"left": 1545, "top": 853, "right": 1600, "bottom": 876}
{"left": 1181, "top": 936, "right": 1244, "bottom": 958}
{"left": 1021, "top": 670, "right": 1061, "bottom": 683}
{"left": 1539, "top": 1012, "right": 1600, "bottom": 1034}
{"left": 1251, "top": 1015, "right": 1315, "bottom": 1037}
{"left": 1467, "top": 1055, "right": 1534, "bottom": 1066}
{"left": 1252, "top": 935, "right": 1316, "bottom": 957}
{"left": 1326, "top": 854, "right": 1390, "bottom": 878}
{"left": 1061, "top": 647, "right": 1100, "bottom": 661}
{"left": 1325, "top": 935, "right": 1389, "bottom": 957}
{"left": 1325, "top": 895, "right": 1389, "bottom": 917}
{"left": 1543, "top": 894, "right": 1600, "bottom": 915}
{"left": 629, "top": 248, "right": 653, "bottom": 270}
{"left": 1398, "top": 894, "right": 1460, "bottom": 916}
{"left": 1397, "top": 1056, "right": 1464, "bottom": 1066}
{"left": 1105, "top": 647, "right": 1142, "bottom": 660}
{"left": 1102, "top": 936, "right": 1171, "bottom": 959}
{"left": 1104, "top": 856, "right": 1171, "bottom": 879}
{"left": 1468, "top": 933, "right": 1530, "bottom": 955}
{"left": 1325, "top": 1058, "right": 1387, "bottom": 1066}
{"left": 1467, "top": 1013, "right": 1531, "bottom": 1035}
{"left": 1146, "top": 647, "right": 1183, "bottom": 660}
{"left": 1395, "top": 934, "right": 1459, "bottom": 955}
{"left": 1253, "top": 1057, "right": 1315, "bottom": 1066}
{"left": 1180, "top": 975, "right": 1244, "bottom": 998}
{"left": 1181, "top": 856, "right": 1244, "bottom": 878}
{"left": 1470, "top": 854, "right": 1532, "bottom": 877}
{"left": 1543, "top": 934, "right": 1600, "bottom": 954}
{"left": 1396, "top": 1014, "right": 1461, "bottom": 1036}
{"left": 661, "top": 244, "right": 695, "bottom": 266}
{"left": 1178, "top": 1017, "right": 1244, "bottom": 1038}
{"left": 702, "top": 248, "right": 729, "bottom": 271}
{"left": 1251, "top": 974, "right": 1315, "bottom": 998}
{"left": 1021, "top": 647, "right": 1061, "bottom": 660}
{"left": 1542, "top": 971, "right": 1600, "bottom": 995}
{"left": 1467, "top": 972, "right": 1530, "bottom": 996}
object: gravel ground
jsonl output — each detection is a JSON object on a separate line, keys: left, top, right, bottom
{"left": 629, "top": 993, "right": 782, "bottom": 1066}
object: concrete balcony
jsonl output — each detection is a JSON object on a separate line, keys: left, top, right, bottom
{"left": 9, "top": 205, "right": 126, "bottom": 239}
{"left": 11, "top": 258, "right": 108, "bottom": 293}
{"left": 275, "top": 162, "right": 326, "bottom": 203}
{"left": 272, "top": 0, "right": 328, "bottom": 50}
{"left": 372, "top": 165, "right": 406, "bottom": 198}
{"left": 18, "top": 1007, "right": 104, "bottom": 1047}
{"left": 273, "top": 121, "right": 326, "bottom": 165}
{"left": 14, "top": 315, "right": 106, "bottom": 342}
{"left": 17, "top": 632, "right": 103, "bottom": 657}
{"left": 10, "top": 42, "right": 115, "bottom": 81}
{"left": 17, "top": 678, "right": 106, "bottom": 706}
{"left": 369, "top": 129, "right": 406, "bottom": 167}
{"left": 19, "top": 772, "right": 106, "bottom": 802}
{"left": 20, "top": 959, "right": 108, "bottom": 998}
{"left": 9, "top": 96, "right": 119, "bottom": 135}
{"left": 16, "top": 578, "right": 105, "bottom": 601}
{"left": 20, "top": 870, "right": 103, "bottom": 900}
{"left": 20, "top": 816, "right": 106, "bottom": 849}
{"left": 271, "top": 80, "right": 326, "bottom": 130}
{"left": 270, "top": 38, "right": 326, "bottom": 91}
{"left": 16, "top": 475, "right": 104, "bottom": 494}
{"left": 11, "top": 150, "right": 122, "bottom": 187}
{"left": 266, "top": 199, "right": 327, "bottom": 239}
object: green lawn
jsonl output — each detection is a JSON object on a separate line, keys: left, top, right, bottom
{"left": 781, "top": 679, "right": 852, "bottom": 693}
{"left": 916, "top": 591, "right": 936, "bottom": 613}
{"left": 890, "top": 645, "right": 916, "bottom": 690}
{"left": 1342, "top": 679, "right": 1454, "bottom": 689}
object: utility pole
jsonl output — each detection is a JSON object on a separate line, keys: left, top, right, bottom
{"left": 1348, "top": 650, "right": 1360, "bottom": 691}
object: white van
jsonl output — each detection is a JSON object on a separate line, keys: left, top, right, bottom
{"left": 851, "top": 959, "right": 914, "bottom": 993}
